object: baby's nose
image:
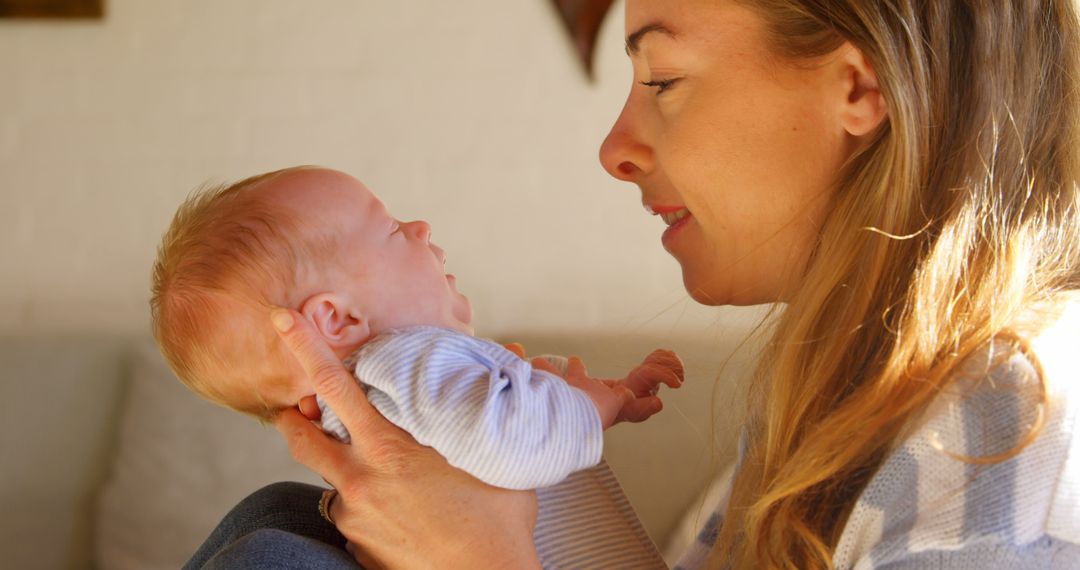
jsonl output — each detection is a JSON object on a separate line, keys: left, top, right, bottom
{"left": 409, "top": 220, "right": 431, "bottom": 241}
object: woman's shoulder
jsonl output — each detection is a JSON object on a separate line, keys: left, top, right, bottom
{"left": 833, "top": 297, "right": 1080, "bottom": 568}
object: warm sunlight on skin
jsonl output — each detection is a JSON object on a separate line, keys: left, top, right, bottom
{"left": 264, "top": 169, "right": 474, "bottom": 338}
{"left": 243, "top": 169, "right": 474, "bottom": 409}
{"left": 599, "top": 0, "right": 872, "bottom": 306}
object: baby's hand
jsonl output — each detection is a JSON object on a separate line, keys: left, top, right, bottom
{"left": 555, "top": 357, "right": 632, "bottom": 429}
{"left": 542, "top": 349, "right": 684, "bottom": 430}
{"left": 613, "top": 349, "right": 684, "bottom": 423}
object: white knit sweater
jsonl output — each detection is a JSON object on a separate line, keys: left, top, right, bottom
{"left": 676, "top": 301, "right": 1080, "bottom": 569}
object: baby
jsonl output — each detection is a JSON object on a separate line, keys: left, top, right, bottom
{"left": 150, "top": 165, "right": 683, "bottom": 489}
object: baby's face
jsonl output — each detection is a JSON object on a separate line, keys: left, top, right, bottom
{"left": 270, "top": 168, "right": 473, "bottom": 336}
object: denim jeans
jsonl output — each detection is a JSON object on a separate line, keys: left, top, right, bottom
{"left": 184, "top": 482, "right": 361, "bottom": 570}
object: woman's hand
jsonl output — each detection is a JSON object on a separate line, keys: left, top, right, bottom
{"left": 270, "top": 309, "right": 541, "bottom": 569}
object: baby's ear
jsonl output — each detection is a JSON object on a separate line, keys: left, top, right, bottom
{"left": 299, "top": 293, "right": 371, "bottom": 349}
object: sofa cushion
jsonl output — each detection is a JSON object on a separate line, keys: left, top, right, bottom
{"left": 0, "top": 334, "right": 130, "bottom": 570}
{"left": 94, "top": 340, "right": 320, "bottom": 570}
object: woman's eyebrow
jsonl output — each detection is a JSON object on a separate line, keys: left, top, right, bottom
{"left": 625, "top": 23, "right": 678, "bottom": 56}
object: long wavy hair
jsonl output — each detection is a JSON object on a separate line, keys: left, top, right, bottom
{"left": 712, "top": 1, "right": 1080, "bottom": 567}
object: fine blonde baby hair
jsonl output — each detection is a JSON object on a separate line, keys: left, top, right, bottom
{"left": 150, "top": 165, "right": 318, "bottom": 420}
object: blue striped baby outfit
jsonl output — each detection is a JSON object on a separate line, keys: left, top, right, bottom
{"left": 317, "top": 327, "right": 669, "bottom": 568}
{"left": 317, "top": 326, "right": 603, "bottom": 490}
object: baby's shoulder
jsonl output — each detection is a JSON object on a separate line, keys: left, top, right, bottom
{"left": 357, "top": 326, "right": 519, "bottom": 369}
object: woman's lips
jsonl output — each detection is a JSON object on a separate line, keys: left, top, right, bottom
{"left": 647, "top": 204, "right": 693, "bottom": 249}
{"left": 645, "top": 204, "right": 686, "bottom": 215}
{"left": 662, "top": 212, "right": 693, "bottom": 249}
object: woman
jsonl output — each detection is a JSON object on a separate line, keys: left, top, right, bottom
{"left": 188, "top": 0, "right": 1080, "bottom": 568}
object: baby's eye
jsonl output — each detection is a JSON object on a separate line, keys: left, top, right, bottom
{"left": 640, "top": 78, "right": 681, "bottom": 95}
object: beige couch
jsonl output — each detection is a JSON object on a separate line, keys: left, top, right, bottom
{"left": 2, "top": 329, "right": 758, "bottom": 569}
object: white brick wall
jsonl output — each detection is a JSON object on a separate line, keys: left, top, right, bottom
{"left": 0, "top": 0, "right": 749, "bottom": 337}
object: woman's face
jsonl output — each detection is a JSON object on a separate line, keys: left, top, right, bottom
{"left": 600, "top": 0, "right": 858, "bottom": 306}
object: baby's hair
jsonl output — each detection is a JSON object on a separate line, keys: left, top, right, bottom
{"left": 150, "top": 165, "right": 319, "bottom": 420}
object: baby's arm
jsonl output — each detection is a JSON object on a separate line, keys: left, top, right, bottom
{"left": 531, "top": 349, "right": 684, "bottom": 429}
{"left": 319, "top": 330, "right": 605, "bottom": 490}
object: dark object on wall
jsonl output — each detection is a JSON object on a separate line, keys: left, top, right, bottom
{"left": 550, "top": 0, "right": 616, "bottom": 80}
{"left": 0, "top": 0, "right": 103, "bottom": 18}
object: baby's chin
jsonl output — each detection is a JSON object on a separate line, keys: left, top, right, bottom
{"left": 443, "top": 317, "right": 474, "bottom": 336}
{"left": 456, "top": 299, "right": 474, "bottom": 329}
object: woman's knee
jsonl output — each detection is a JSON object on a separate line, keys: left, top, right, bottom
{"left": 201, "top": 528, "right": 358, "bottom": 570}
{"left": 225, "top": 481, "right": 344, "bottom": 542}
{"left": 184, "top": 481, "right": 347, "bottom": 570}
{"left": 235, "top": 481, "right": 325, "bottom": 519}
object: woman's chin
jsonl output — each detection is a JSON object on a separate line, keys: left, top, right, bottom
{"left": 683, "top": 274, "right": 728, "bottom": 306}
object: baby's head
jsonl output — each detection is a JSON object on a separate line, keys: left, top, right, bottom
{"left": 150, "top": 166, "right": 472, "bottom": 420}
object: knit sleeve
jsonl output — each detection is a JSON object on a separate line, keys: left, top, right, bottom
{"left": 318, "top": 327, "right": 603, "bottom": 490}
{"left": 833, "top": 342, "right": 1080, "bottom": 569}
{"left": 874, "top": 536, "right": 1080, "bottom": 569}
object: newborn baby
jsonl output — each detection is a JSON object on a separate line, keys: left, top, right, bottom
{"left": 150, "top": 165, "right": 683, "bottom": 489}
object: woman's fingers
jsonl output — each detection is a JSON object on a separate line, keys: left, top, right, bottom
{"left": 298, "top": 394, "right": 322, "bottom": 421}
{"left": 345, "top": 542, "right": 384, "bottom": 570}
{"left": 270, "top": 308, "right": 383, "bottom": 448}
{"left": 530, "top": 356, "right": 562, "bottom": 376}
{"left": 504, "top": 342, "right": 526, "bottom": 358}
{"left": 566, "top": 356, "right": 587, "bottom": 379}
{"left": 271, "top": 309, "right": 360, "bottom": 405}
{"left": 274, "top": 407, "right": 350, "bottom": 487}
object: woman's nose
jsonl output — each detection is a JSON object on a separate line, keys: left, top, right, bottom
{"left": 599, "top": 98, "right": 653, "bottom": 182}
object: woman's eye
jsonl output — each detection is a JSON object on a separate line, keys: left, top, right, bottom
{"left": 639, "top": 78, "right": 681, "bottom": 95}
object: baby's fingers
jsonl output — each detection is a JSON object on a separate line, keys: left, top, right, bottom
{"left": 645, "top": 348, "right": 683, "bottom": 369}
{"left": 617, "top": 396, "right": 664, "bottom": 424}
{"left": 624, "top": 363, "right": 683, "bottom": 396}
{"left": 644, "top": 349, "right": 685, "bottom": 386}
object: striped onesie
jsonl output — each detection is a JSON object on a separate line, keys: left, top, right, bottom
{"left": 317, "top": 326, "right": 604, "bottom": 490}
{"left": 318, "top": 326, "right": 670, "bottom": 568}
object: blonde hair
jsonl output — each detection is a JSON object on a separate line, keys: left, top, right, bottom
{"left": 150, "top": 166, "right": 319, "bottom": 419}
{"left": 713, "top": 1, "right": 1080, "bottom": 567}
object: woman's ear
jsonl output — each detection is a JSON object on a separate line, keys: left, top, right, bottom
{"left": 299, "top": 293, "right": 371, "bottom": 350}
{"left": 837, "top": 43, "right": 888, "bottom": 137}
